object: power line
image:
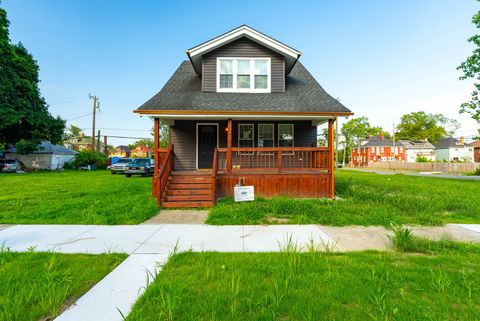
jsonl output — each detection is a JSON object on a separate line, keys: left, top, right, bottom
{"left": 103, "top": 135, "right": 152, "bottom": 140}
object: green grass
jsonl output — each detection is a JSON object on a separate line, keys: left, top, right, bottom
{"left": 126, "top": 245, "right": 480, "bottom": 321}
{"left": 0, "top": 170, "right": 158, "bottom": 224}
{"left": 0, "top": 250, "right": 126, "bottom": 321}
{"left": 207, "top": 170, "right": 480, "bottom": 226}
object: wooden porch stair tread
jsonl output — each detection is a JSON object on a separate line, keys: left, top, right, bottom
{"left": 161, "top": 172, "right": 214, "bottom": 208}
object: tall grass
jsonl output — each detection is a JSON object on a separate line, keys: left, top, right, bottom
{"left": 126, "top": 248, "right": 480, "bottom": 321}
{"left": 207, "top": 170, "right": 480, "bottom": 226}
{"left": 0, "top": 250, "right": 126, "bottom": 321}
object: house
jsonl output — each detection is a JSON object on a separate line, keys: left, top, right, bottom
{"left": 398, "top": 140, "right": 436, "bottom": 162}
{"left": 64, "top": 132, "right": 107, "bottom": 152}
{"left": 351, "top": 134, "right": 405, "bottom": 167}
{"left": 130, "top": 145, "right": 152, "bottom": 158}
{"left": 4, "top": 141, "right": 77, "bottom": 170}
{"left": 435, "top": 137, "right": 474, "bottom": 162}
{"left": 134, "top": 25, "right": 352, "bottom": 207}
{"left": 470, "top": 140, "right": 480, "bottom": 162}
{"left": 111, "top": 145, "right": 131, "bottom": 158}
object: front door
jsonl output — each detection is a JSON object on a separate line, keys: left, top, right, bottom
{"left": 197, "top": 124, "right": 217, "bottom": 169}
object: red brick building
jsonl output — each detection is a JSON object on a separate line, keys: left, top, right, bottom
{"left": 470, "top": 140, "right": 480, "bottom": 162}
{"left": 351, "top": 134, "right": 406, "bottom": 167}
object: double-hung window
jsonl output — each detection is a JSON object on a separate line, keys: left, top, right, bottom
{"left": 278, "top": 124, "right": 294, "bottom": 147}
{"left": 258, "top": 124, "right": 274, "bottom": 148}
{"left": 217, "top": 58, "right": 271, "bottom": 92}
{"left": 238, "top": 124, "right": 254, "bottom": 148}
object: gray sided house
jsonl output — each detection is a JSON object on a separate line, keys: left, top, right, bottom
{"left": 435, "top": 137, "right": 474, "bottom": 162}
{"left": 5, "top": 141, "right": 77, "bottom": 170}
{"left": 135, "top": 25, "right": 352, "bottom": 208}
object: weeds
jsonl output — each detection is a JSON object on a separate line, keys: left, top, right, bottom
{"left": 387, "top": 225, "right": 413, "bottom": 251}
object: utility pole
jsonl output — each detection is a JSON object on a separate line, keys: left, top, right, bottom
{"left": 89, "top": 94, "right": 100, "bottom": 151}
{"left": 103, "top": 135, "right": 108, "bottom": 157}
{"left": 97, "top": 130, "right": 101, "bottom": 152}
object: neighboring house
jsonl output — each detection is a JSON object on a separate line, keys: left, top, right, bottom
{"left": 4, "top": 141, "right": 77, "bottom": 170}
{"left": 111, "top": 145, "right": 131, "bottom": 158}
{"left": 130, "top": 145, "right": 152, "bottom": 158}
{"left": 134, "top": 25, "right": 352, "bottom": 208}
{"left": 470, "top": 140, "right": 480, "bottom": 162}
{"left": 398, "top": 140, "right": 436, "bottom": 162}
{"left": 435, "top": 137, "right": 474, "bottom": 162}
{"left": 64, "top": 133, "right": 106, "bottom": 152}
{"left": 351, "top": 134, "right": 406, "bottom": 167}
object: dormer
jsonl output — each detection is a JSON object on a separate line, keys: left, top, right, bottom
{"left": 186, "top": 25, "right": 301, "bottom": 93}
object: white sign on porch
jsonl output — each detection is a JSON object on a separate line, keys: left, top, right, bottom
{"left": 234, "top": 186, "right": 255, "bottom": 202}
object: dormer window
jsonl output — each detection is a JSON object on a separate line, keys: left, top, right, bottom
{"left": 217, "top": 58, "right": 271, "bottom": 93}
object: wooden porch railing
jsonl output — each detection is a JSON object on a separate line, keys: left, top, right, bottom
{"left": 216, "top": 147, "right": 329, "bottom": 172}
{"left": 153, "top": 145, "right": 173, "bottom": 205}
{"left": 211, "top": 148, "right": 218, "bottom": 205}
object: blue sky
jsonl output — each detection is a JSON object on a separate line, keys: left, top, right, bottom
{"left": 3, "top": 0, "right": 479, "bottom": 145}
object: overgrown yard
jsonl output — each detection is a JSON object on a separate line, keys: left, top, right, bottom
{"left": 0, "top": 250, "right": 126, "bottom": 321}
{"left": 127, "top": 243, "right": 480, "bottom": 321}
{"left": 0, "top": 170, "right": 158, "bottom": 224}
{"left": 207, "top": 170, "right": 480, "bottom": 226}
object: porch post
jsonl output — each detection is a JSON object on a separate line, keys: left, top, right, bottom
{"left": 226, "top": 118, "right": 232, "bottom": 173}
{"left": 153, "top": 118, "right": 160, "bottom": 198}
{"left": 328, "top": 117, "right": 335, "bottom": 198}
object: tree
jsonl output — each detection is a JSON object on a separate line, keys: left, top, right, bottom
{"left": 458, "top": 3, "right": 480, "bottom": 134}
{"left": 128, "top": 139, "right": 154, "bottom": 150}
{"left": 63, "top": 125, "right": 82, "bottom": 140}
{"left": 341, "top": 117, "right": 390, "bottom": 161}
{"left": 395, "top": 111, "right": 459, "bottom": 143}
{"left": 0, "top": 5, "right": 65, "bottom": 147}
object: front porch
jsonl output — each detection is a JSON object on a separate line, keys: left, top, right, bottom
{"left": 151, "top": 118, "right": 336, "bottom": 208}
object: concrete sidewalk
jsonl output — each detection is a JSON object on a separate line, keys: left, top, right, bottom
{"left": 0, "top": 223, "right": 479, "bottom": 321}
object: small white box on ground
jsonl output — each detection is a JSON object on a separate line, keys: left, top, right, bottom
{"left": 234, "top": 186, "right": 254, "bottom": 202}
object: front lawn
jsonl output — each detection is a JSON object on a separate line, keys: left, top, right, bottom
{"left": 0, "top": 171, "right": 158, "bottom": 224}
{"left": 0, "top": 250, "right": 126, "bottom": 321}
{"left": 127, "top": 246, "right": 480, "bottom": 320}
{"left": 207, "top": 170, "right": 480, "bottom": 226}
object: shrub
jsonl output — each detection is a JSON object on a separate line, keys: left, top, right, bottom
{"left": 72, "top": 150, "right": 107, "bottom": 169}
{"left": 473, "top": 167, "right": 480, "bottom": 176}
{"left": 416, "top": 156, "right": 428, "bottom": 162}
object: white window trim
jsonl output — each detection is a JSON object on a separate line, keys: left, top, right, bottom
{"left": 278, "top": 124, "right": 294, "bottom": 154}
{"left": 195, "top": 123, "right": 219, "bottom": 170}
{"left": 217, "top": 57, "right": 271, "bottom": 93}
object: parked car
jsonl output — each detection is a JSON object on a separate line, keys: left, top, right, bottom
{"left": 110, "top": 158, "right": 133, "bottom": 174}
{"left": 0, "top": 159, "right": 21, "bottom": 173}
{"left": 124, "top": 158, "right": 154, "bottom": 177}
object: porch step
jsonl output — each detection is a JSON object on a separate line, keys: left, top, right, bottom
{"left": 160, "top": 171, "right": 214, "bottom": 208}
{"left": 161, "top": 201, "right": 214, "bottom": 208}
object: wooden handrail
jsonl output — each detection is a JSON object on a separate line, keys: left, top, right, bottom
{"left": 156, "top": 144, "right": 174, "bottom": 206}
{"left": 216, "top": 146, "right": 329, "bottom": 172}
{"left": 211, "top": 148, "right": 218, "bottom": 205}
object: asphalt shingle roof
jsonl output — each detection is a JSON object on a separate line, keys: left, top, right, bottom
{"left": 137, "top": 61, "right": 351, "bottom": 113}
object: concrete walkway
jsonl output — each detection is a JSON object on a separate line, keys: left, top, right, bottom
{"left": 0, "top": 223, "right": 479, "bottom": 321}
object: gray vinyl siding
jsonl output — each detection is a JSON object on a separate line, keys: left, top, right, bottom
{"left": 170, "top": 120, "right": 316, "bottom": 171}
{"left": 202, "top": 37, "right": 285, "bottom": 93}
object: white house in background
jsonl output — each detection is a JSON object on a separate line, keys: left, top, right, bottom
{"left": 435, "top": 137, "right": 474, "bottom": 162}
{"left": 398, "top": 140, "right": 436, "bottom": 162}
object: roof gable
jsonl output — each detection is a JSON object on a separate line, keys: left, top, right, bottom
{"left": 186, "top": 25, "right": 301, "bottom": 76}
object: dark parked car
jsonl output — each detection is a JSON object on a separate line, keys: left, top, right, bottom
{"left": 110, "top": 158, "right": 133, "bottom": 174}
{"left": 124, "top": 158, "right": 154, "bottom": 177}
{"left": 0, "top": 159, "right": 21, "bottom": 173}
